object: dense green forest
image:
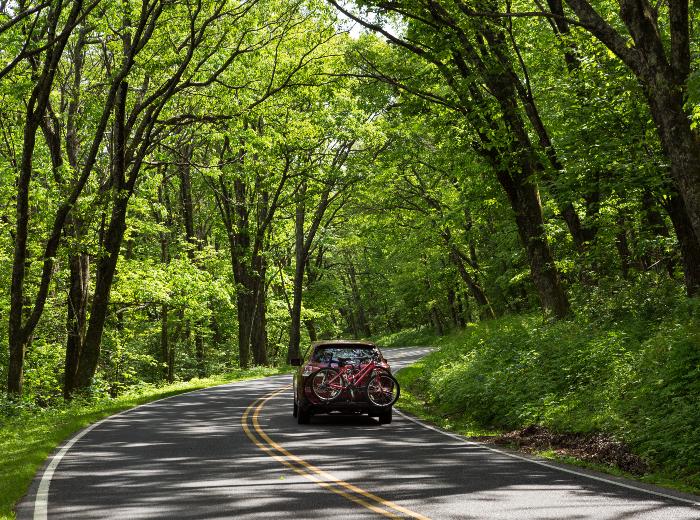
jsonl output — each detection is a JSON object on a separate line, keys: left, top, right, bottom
{"left": 1, "top": 0, "right": 699, "bottom": 482}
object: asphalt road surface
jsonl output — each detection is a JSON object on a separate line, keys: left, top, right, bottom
{"left": 17, "top": 346, "right": 700, "bottom": 519}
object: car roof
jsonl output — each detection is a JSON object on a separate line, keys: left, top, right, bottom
{"left": 311, "top": 339, "right": 377, "bottom": 348}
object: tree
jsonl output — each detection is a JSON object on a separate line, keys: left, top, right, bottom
{"left": 6, "top": 0, "right": 126, "bottom": 395}
{"left": 332, "top": 5, "right": 572, "bottom": 317}
{"left": 73, "top": 0, "right": 279, "bottom": 391}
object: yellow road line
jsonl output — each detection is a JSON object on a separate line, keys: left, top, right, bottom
{"left": 242, "top": 386, "right": 431, "bottom": 520}
{"left": 241, "top": 389, "right": 397, "bottom": 518}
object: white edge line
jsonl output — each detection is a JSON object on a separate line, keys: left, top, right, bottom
{"left": 34, "top": 413, "right": 121, "bottom": 520}
{"left": 394, "top": 408, "right": 700, "bottom": 508}
{"left": 31, "top": 373, "right": 291, "bottom": 520}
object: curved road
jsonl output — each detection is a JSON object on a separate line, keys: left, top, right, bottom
{"left": 17, "top": 347, "right": 700, "bottom": 519}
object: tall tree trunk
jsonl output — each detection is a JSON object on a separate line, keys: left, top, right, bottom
{"left": 225, "top": 237, "right": 256, "bottom": 369}
{"left": 430, "top": 307, "right": 444, "bottom": 336}
{"left": 235, "top": 283, "right": 252, "bottom": 368}
{"left": 448, "top": 5, "right": 572, "bottom": 317}
{"left": 495, "top": 169, "right": 571, "bottom": 318}
{"left": 73, "top": 194, "right": 128, "bottom": 390}
{"left": 665, "top": 194, "right": 700, "bottom": 296}
{"left": 447, "top": 246, "right": 495, "bottom": 320}
{"left": 161, "top": 304, "right": 171, "bottom": 382}
{"left": 222, "top": 167, "right": 253, "bottom": 369}
{"left": 158, "top": 170, "right": 173, "bottom": 381}
{"left": 304, "top": 319, "right": 318, "bottom": 342}
{"left": 7, "top": 104, "right": 48, "bottom": 396}
{"left": 288, "top": 186, "right": 307, "bottom": 362}
{"left": 485, "top": 39, "right": 572, "bottom": 319}
{"left": 178, "top": 143, "right": 207, "bottom": 376}
{"left": 250, "top": 250, "right": 268, "bottom": 365}
{"left": 615, "top": 212, "right": 632, "bottom": 279}
{"left": 63, "top": 252, "right": 89, "bottom": 398}
{"left": 7, "top": 0, "right": 85, "bottom": 396}
{"left": 7, "top": 103, "right": 42, "bottom": 395}
{"left": 249, "top": 186, "right": 270, "bottom": 365}
{"left": 447, "top": 287, "right": 463, "bottom": 328}
{"left": 302, "top": 253, "right": 323, "bottom": 343}
{"left": 73, "top": 82, "right": 129, "bottom": 391}
{"left": 287, "top": 180, "right": 335, "bottom": 361}
{"left": 62, "top": 29, "right": 89, "bottom": 399}
{"left": 642, "top": 86, "right": 700, "bottom": 251}
{"left": 347, "top": 260, "right": 371, "bottom": 337}
{"left": 251, "top": 273, "right": 268, "bottom": 365}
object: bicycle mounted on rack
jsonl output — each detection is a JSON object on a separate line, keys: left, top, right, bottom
{"left": 307, "top": 356, "right": 400, "bottom": 407}
{"left": 291, "top": 340, "right": 398, "bottom": 424}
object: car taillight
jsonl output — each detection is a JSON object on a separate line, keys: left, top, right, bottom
{"left": 302, "top": 365, "right": 314, "bottom": 376}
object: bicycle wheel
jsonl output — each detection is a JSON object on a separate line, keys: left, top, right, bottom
{"left": 309, "top": 368, "right": 345, "bottom": 402}
{"left": 366, "top": 373, "right": 400, "bottom": 407}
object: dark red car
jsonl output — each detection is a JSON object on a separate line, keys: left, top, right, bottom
{"left": 291, "top": 340, "right": 398, "bottom": 425}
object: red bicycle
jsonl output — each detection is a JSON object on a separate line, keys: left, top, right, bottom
{"left": 308, "top": 357, "right": 400, "bottom": 408}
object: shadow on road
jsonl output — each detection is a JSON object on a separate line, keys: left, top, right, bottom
{"left": 17, "top": 348, "right": 700, "bottom": 520}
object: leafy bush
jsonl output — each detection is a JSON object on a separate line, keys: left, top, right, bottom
{"left": 399, "top": 286, "right": 700, "bottom": 489}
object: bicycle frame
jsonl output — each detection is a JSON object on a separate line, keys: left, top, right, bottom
{"left": 327, "top": 359, "right": 382, "bottom": 390}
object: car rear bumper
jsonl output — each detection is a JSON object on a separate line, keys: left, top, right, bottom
{"left": 297, "top": 393, "right": 389, "bottom": 415}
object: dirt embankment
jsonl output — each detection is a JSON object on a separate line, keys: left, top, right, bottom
{"left": 473, "top": 425, "right": 648, "bottom": 475}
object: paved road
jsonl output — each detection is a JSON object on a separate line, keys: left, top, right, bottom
{"left": 17, "top": 346, "right": 700, "bottom": 519}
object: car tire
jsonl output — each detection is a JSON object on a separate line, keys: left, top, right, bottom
{"left": 297, "top": 406, "right": 311, "bottom": 425}
{"left": 293, "top": 400, "right": 298, "bottom": 418}
{"left": 378, "top": 408, "right": 392, "bottom": 425}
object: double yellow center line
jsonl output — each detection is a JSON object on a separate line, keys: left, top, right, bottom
{"left": 241, "top": 386, "right": 430, "bottom": 519}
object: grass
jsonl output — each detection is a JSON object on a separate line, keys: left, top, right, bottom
{"left": 0, "top": 366, "right": 290, "bottom": 520}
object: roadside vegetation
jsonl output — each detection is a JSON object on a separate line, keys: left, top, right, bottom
{"left": 0, "top": 366, "right": 287, "bottom": 520}
{"left": 2, "top": 0, "right": 700, "bottom": 513}
{"left": 393, "top": 278, "right": 700, "bottom": 494}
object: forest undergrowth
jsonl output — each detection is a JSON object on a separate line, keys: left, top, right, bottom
{"left": 391, "top": 279, "right": 700, "bottom": 494}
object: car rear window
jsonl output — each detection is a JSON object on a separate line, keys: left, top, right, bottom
{"left": 311, "top": 346, "right": 379, "bottom": 363}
